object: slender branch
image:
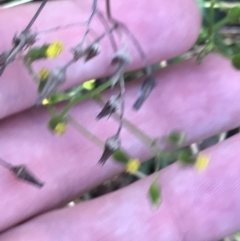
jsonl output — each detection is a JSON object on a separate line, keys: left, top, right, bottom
{"left": 76, "top": 0, "right": 98, "bottom": 50}
{"left": 95, "top": 97, "right": 154, "bottom": 147}
{"left": 104, "top": 0, "right": 151, "bottom": 75}
{"left": 0, "top": 158, "right": 12, "bottom": 170}
{"left": 208, "top": 0, "right": 216, "bottom": 41}
{"left": 23, "top": 0, "right": 48, "bottom": 32}
{"left": 106, "top": 0, "right": 112, "bottom": 20}
{"left": 116, "top": 76, "right": 125, "bottom": 137}
{"left": 60, "top": 81, "right": 112, "bottom": 117}
{"left": 132, "top": 170, "right": 147, "bottom": 179}
{"left": 37, "top": 21, "right": 88, "bottom": 35}
{"left": 67, "top": 115, "right": 104, "bottom": 148}
{"left": 96, "top": 10, "right": 118, "bottom": 52}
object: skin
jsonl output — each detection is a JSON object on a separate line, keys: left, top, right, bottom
{"left": 1, "top": 0, "right": 240, "bottom": 240}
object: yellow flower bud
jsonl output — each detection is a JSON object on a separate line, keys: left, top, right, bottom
{"left": 39, "top": 68, "right": 49, "bottom": 81}
{"left": 82, "top": 79, "right": 96, "bottom": 90}
{"left": 54, "top": 122, "right": 66, "bottom": 135}
{"left": 42, "top": 98, "right": 49, "bottom": 106}
{"left": 126, "top": 159, "right": 141, "bottom": 174}
{"left": 195, "top": 154, "right": 210, "bottom": 172}
{"left": 46, "top": 41, "right": 64, "bottom": 58}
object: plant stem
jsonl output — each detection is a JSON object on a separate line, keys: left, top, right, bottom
{"left": 67, "top": 115, "right": 104, "bottom": 148}
{"left": 23, "top": 0, "right": 48, "bottom": 32}
{"left": 60, "top": 81, "right": 111, "bottom": 117}
{"left": 116, "top": 77, "right": 125, "bottom": 137}
{"left": 0, "top": 158, "right": 12, "bottom": 170}
{"left": 95, "top": 97, "right": 155, "bottom": 148}
{"left": 132, "top": 170, "right": 147, "bottom": 179}
{"left": 208, "top": 0, "right": 216, "bottom": 41}
{"left": 213, "top": 17, "right": 229, "bottom": 31}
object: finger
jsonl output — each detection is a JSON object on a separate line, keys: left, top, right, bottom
{"left": 1, "top": 133, "right": 240, "bottom": 241}
{"left": 0, "top": 53, "right": 240, "bottom": 232}
{"left": 0, "top": 0, "right": 201, "bottom": 119}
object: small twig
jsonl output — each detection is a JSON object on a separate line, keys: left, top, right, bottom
{"left": 131, "top": 170, "right": 147, "bottom": 179}
{"left": 96, "top": 10, "right": 118, "bottom": 52}
{"left": 0, "top": 158, "right": 12, "bottom": 170}
{"left": 104, "top": 0, "right": 154, "bottom": 109}
{"left": 75, "top": 0, "right": 98, "bottom": 50}
{"left": 96, "top": 97, "right": 155, "bottom": 148}
{"left": 37, "top": 21, "right": 88, "bottom": 35}
{"left": 116, "top": 76, "right": 125, "bottom": 137}
{"left": 23, "top": 0, "right": 48, "bottom": 32}
{"left": 106, "top": 0, "right": 112, "bottom": 20}
{"left": 67, "top": 115, "right": 104, "bottom": 148}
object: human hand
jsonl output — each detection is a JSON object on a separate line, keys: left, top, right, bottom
{"left": 0, "top": 1, "right": 240, "bottom": 240}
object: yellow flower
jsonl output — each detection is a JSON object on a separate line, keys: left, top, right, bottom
{"left": 126, "top": 159, "right": 141, "bottom": 174}
{"left": 42, "top": 98, "right": 49, "bottom": 106}
{"left": 54, "top": 122, "right": 66, "bottom": 135}
{"left": 46, "top": 41, "right": 64, "bottom": 58}
{"left": 39, "top": 68, "right": 49, "bottom": 81}
{"left": 82, "top": 79, "right": 96, "bottom": 91}
{"left": 195, "top": 154, "right": 210, "bottom": 172}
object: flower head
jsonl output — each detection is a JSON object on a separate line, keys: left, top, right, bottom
{"left": 126, "top": 159, "right": 141, "bottom": 173}
{"left": 97, "top": 95, "right": 122, "bottom": 119}
{"left": 11, "top": 164, "right": 44, "bottom": 188}
{"left": 54, "top": 122, "right": 66, "bottom": 135}
{"left": 195, "top": 154, "right": 210, "bottom": 172}
{"left": 82, "top": 79, "right": 96, "bottom": 91}
{"left": 98, "top": 135, "right": 120, "bottom": 165}
{"left": 36, "top": 67, "right": 66, "bottom": 106}
{"left": 39, "top": 68, "right": 49, "bottom": 81}
{"left": 46, "top": 41, "right": 64, "bottom": 58}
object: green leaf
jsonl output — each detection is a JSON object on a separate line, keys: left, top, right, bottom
{"left": 112, "top": 150, "right": 130, "bottom": 164}
{"left": 235, "top": 231, "right": 240, "bottom": 238}
{"left": 178, "top": 149, "right": 195, "bottom": 164}
{"left": 232, "top": 53, "right": 240, "bottom": 70}
{"left": 26, "top": 45, "right": 49, "bottom": 62}
{"left": 168, "top": 131, "right": 185, "bottom": 146}
{"left": 148, "top": 180, "right": 161, "bottom": 207}
{"left": 227, "top": 7, "right": 240, "bottom": 24}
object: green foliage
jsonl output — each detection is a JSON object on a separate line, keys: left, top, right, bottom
{"left": 148, "top": 179, "right": 161, "bottom": 207}
{"left": 178, "top": 149, "right": 195, "bottom": 164}
{"left": 112, "top": 150, "right": 129, "bottom": 164}
{"left": 26, "top": 45, "right": 49, "bottom": 62}
{"left": 227, "top": 6, "right": 240, "bottom": 24}
{"left": 232, "top": 53, "right": 240, "bottom": 70}
{"left": 168, "top": 131, "right": 185, "bottom": 146}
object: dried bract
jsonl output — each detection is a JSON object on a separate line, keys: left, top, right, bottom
{"left": 36, "top": 67, "right": 66, "bottom": 105}
{"left": 11, "top": 164, "right": 44, "bottom": 188}
{"left": 133, "top": 74, "right": 155, "bottom": 110}
{"left": 85, "top": 43, "right": 100, "bottom": 61}
{"left": 97, "top": 95, "right": 122, "bottom": 119}
{"left": 98, "top": 135, "right": 121, "bottom": 165}
{"left": 73, "top": 42, "right": 100, "bottom": 62}
{"left": 0, "top": 31, "right": 37, "bottom": 76}
{"left": 109, "top": 47, "right": 131, "bottom": 87}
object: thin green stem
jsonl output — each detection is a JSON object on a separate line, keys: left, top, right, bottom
{"left": 213, "top": 17, "right": 229, "bottom": 31}
{"left": 67, "top": 115, "right": 104, "bottom": 148}
{"left": 132, "top": 170, "right": 147, "bottom": 179}
{"left": 208, "top": 0, "right": 216, "bottom": 41}
{"left": 60, "top": 81, "right": 111, "bottom": 118}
